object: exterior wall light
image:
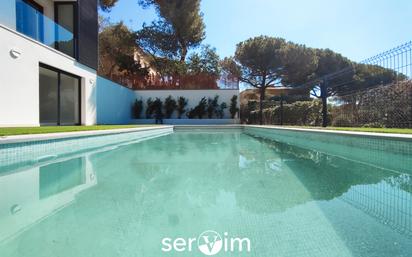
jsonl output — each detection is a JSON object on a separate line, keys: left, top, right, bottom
{"left": 10, "top": 204, "right": 22, "bottom": 215}
{"left": 10, "top": 48, "right": 22, "bottom": 59}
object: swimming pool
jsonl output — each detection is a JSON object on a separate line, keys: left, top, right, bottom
{"left": 0, "top": 127, "right": 411, "bottom": 257}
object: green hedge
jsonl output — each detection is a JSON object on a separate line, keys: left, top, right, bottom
{"left": 248, "top": 100, "right": 326, "bottom": 126}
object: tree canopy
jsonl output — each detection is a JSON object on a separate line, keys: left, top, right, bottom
{"left": 308, "top": 50, "right": 402, "bottom": 98}
{"left": 187, "top": 45, "right": 220, "bottom": 78}
{"left": 99, "top": 0, "right": 118, "bottom": 12}
{"left": 327, "top": 63, "right": 401, "bottom": 97}
{"left": 221, "top": 36, "right": 318, "bottom": 124}
{"left": 98, "top": 21, "right": 147, "bottom": 78}
{"left": 138, "top": 0, "right": 205, "bottom": 63}
{"left": 135, "top": 0, "right": 222, "bottom": 89}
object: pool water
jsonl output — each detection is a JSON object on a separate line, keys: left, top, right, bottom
{"left": 0, "top": 129, "right": 411, "bottom": 257}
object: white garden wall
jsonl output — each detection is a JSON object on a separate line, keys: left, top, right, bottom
{"left": 96, "top": 76, "right": 135, "bottom": 124}
{"left": 0, "top": 26, "right": 97, "bottom": 126}
{"left": 95, "top": 85, "right": 240, "bottom": 124}
{"left": 135, "top": 89, "right": 240, "bottom": 119}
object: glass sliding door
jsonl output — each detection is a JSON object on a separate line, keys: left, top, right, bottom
{"left": 39, "top": 66, "right": 59, "bottom": 125}
{"left": 55, "top": 2, "right": 76, "bottom": 57}
{"left": 39, "top": 65, "right": 81, "bottom": 125}
{"left": 60, "top": 73, "right": 80, "bottom": 125}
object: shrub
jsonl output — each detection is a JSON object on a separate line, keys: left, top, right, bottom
{"left": 330, "top": 81, "right": 412, "bottom": 128}
{"left": 229, "top": 95, "right": 239, "bottom": 118}
{"left": 146, "top": 98, "right": 154, "bottom": 118}
{"left": 177, "top": 96, "right": 188, "bottom": 119}
{"left": 186, "top": 108, "right": 196, "bottom": 119}
{"left": 215, "top": 102, "right": 227, "bottom": 118}
{"left": 152, "top": 98, "right": 163, "bottom": 118}
{"left": 331, "top": 114, "right": 353, "bottom": 127}
{"left": 246, "top": 100, "right": 325, "bottom": 125}
{"left": 362, "top": 122, "right": 385, "bottom": 128}
{"left": 164, "top": 95, "right": 177, "bottom": 119}
{"left": 187, "top": 97, "right": 207, "bottom": 119}
{"left": 132, "top": 98, "right": 143, "bottom": 119}
{"left": 207, "top": 95, "right": 219, "bottom": 118}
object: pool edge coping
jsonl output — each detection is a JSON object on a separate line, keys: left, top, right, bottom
{"left": 1, "top": 124, "right": 412, "bottom": 144}
{"left": 0, "top": 126, "right": 174, "bottom": 144}
{"left": 245, "top": 125, "right": 412, "bottom": 141}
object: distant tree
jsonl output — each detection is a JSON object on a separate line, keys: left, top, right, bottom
{"left": 99, "top": 0, "right": 118, "bottom": 12}
{"left": 187, "top": 45, "right": 220, "bottom": 77}
{"left": 314, "top": 49, "right": 352, "bottom": 78}
{"left": 281, "top": 44, "right": 318, "bottom": 86}
{"left": 138, "top": 0, "right": 205, "bottom": 63}
{"left": 99, "top": 22, "right": 147, "bottom": 78}
{"left": 221, "top": 36, "right": 317, "bottom": 124}
{"left": 137, "top": 20, "right": 180, "bottom": 61}
{"left": 137, "top": 21, "right": 185, "bottom": 84}
{"left": 332, "top": 63, "right": 399, "bottom": 97}
{"left": 98, "top": 16, "right": 110, "bottom": 32}
{"left": 309, "top": 49, "right": 353, "bottom": 98}
{"left": 308, "top": 49, "right": 401, "bottom": 99}
{"left": 177, "top": 96, "right": 188, "bottom": 118}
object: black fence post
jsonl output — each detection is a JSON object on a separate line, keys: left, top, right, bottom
{"left": 410, "top": 85, "right": 412, "bottom": 128}
{"left": 321, "top": 79, "right": 328, "bottom": 127}
{"left": 280, "top": 95, "right": 284, "bottom": 125}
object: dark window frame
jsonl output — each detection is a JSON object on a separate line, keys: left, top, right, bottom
{"left": 54, "top": 1, "right": 78, "bottom": 59}
{"left": 23, "top": 0, "right": 43, "bottom": 13}
{"left": 39, "top": 63, "right": 82, "bottom": 126}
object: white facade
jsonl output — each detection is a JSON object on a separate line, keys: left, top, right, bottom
{"left": 0, "top": 0, "right": 97, "bottom": 127}
{"left": 0, "top": 26, "right": 97, "bottom": 126}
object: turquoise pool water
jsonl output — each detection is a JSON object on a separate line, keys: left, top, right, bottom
{"left": 0, "top": 129, "right": 411, "bottom": 257}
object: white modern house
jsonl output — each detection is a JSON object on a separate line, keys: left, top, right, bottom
{"left": 0, "top": 0, "right": 98, "bottom": 127}
{"left": 0, "top": 0, "right": 239, "bottom": 127}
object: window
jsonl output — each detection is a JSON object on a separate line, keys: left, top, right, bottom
{"left": 16, "top": 0, "right": 44, "bottom": 42}
{"left": 39, "top": 64, "right": 81, "bottom": 125}
{"left": 55, "top": 2, "right": 77, "bottom": 57}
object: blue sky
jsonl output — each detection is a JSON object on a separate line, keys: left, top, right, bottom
{"left": 101, "top": 0, "right": 412, "bottom": 62}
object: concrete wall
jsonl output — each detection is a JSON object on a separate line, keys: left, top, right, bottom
{"left": 0, "top": 26, "right": 97, "bottom": 126}
{"left": 135, "top": 89, "right": 240, "bottom": 119}
{"left": 96, "top": 76, "right": 135, "bottom": 124}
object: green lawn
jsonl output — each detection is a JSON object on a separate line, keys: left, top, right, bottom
{"left": 286, "top": 126, "right": 412, "bottom": 134}
{"left": 0, "top": 125, "right": 161, "bottom": 136}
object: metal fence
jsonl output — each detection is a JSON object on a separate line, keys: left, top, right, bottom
{"left": 340, "top": 175, "right": 412, "bottom": 238}
{"left": 245, "top": 41, "right": 412, "bottom": 128}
